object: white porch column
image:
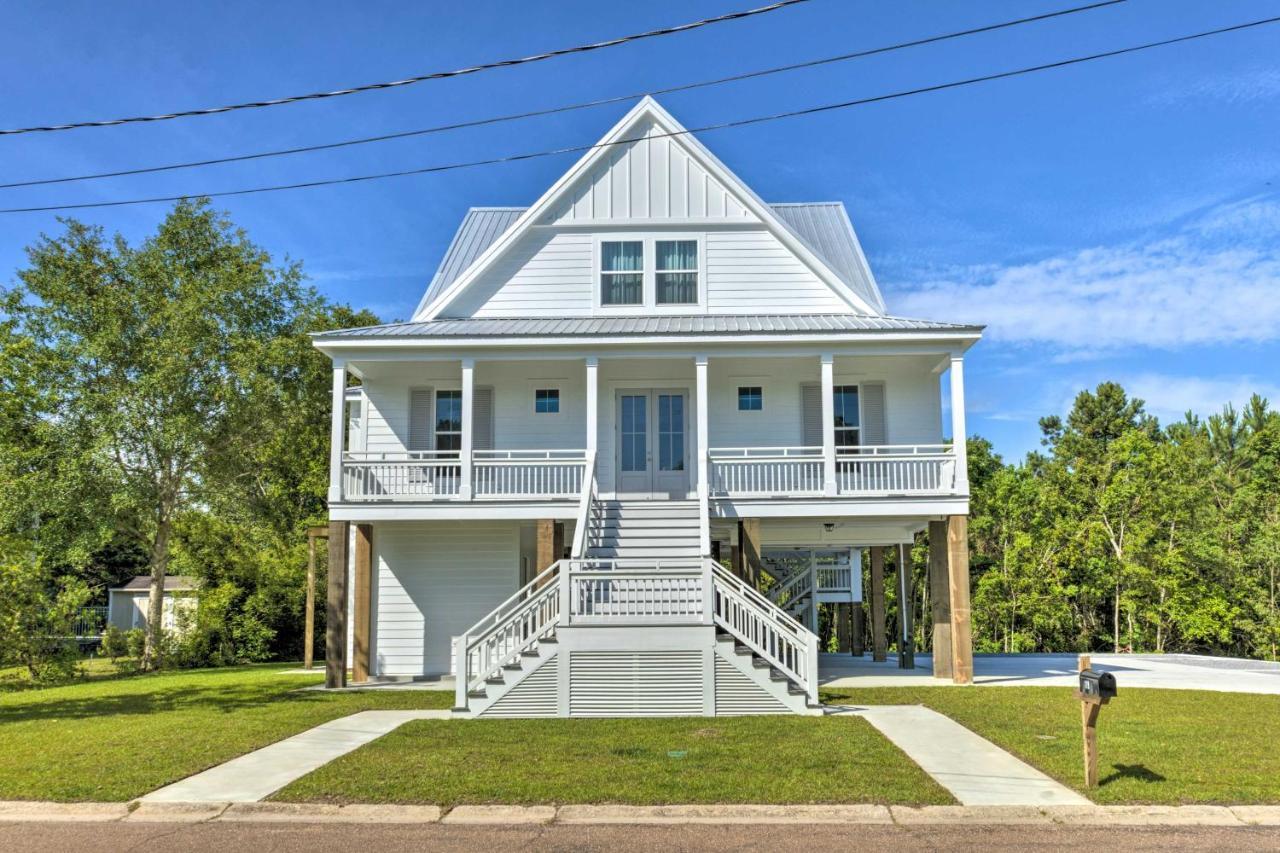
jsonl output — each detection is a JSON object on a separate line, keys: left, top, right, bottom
{"left": 460, "top": 357, "right": 475, "bottom": 501}
{"left": 695, "top": 355, "right": 711, "bottom": 555}
{"left": 328, "top": 362, "right": 347, "bottom": 504}
{"left": 820, "top": 353, "right": 837, "bottom": 496}
{"left": 949, "top": 353, "right": 969, "bottom": 494}
{"left": 585, "top": 356, "right": 599, "bottom": 456}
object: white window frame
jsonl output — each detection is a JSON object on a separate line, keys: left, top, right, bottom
{"left": 831, "top": 383, "right": 862, "bottom": 450}
{"left": 597, "top": 238, "right": 645, "bottom": 308}
{"left": 654, "top": 238, "right": 700, "bottom": 307}
{"left": 592, "top": 233, "right": 707, "bottom": 314}
{"left": 736, "top": 385, "right": 764, "bottom": 412}
{"left": 534, "top": 388, "right": 561, "bottom": 414}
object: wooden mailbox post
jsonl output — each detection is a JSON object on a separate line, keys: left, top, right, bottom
{"left": 1075, "top": 653, "right": 1117, "bottom": 788}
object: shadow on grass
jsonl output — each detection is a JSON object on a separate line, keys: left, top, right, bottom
{"left": 0, "top": 667, "right": 329, "bottom": 724}
{"left": 1101, "top": 763, "right": 1167, "bottom": 786}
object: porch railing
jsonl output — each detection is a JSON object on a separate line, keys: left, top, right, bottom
{"left": 343, "top": 449, "right": 587, "bottom": 502}
{"left": 709, "top": 444, "right": 956, "bottom": 497}
{"left": 563, "top": 559, "right": 708, "bottom": 625}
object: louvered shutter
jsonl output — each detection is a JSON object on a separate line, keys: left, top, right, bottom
{"left": 800, "top": 383, "right": 823, "bottom": 448}
{"left": 861, "top": 383, "right": 887, "bottom": 446}
{"left": 408, "top": 388, "right": 434, "bottom": 451}
{"left": 472, "top": 387, "right": 495, "bottom": 450}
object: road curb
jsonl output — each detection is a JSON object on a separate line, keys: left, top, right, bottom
{"left": 0, "top": 800, "right": 1277, "bottom": 826}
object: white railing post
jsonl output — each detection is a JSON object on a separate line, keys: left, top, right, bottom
{"left": 949, "top": 353, "right": 969, "bottom": 494}
{"left": 454, "top": 632, "right": 469, "bottom": 710}
{"left": 702, "top": 558, "right": 715, "bottom": 625}
{"left": 460, "top": 358, "right": 475, "bottom": 501}
{"left": 695, "top": 355, "right": 711, "bottom": 556}
{"left": 820, "top": 354, "right": 837, "bottom": 496}
{"left": 328, "top": 362, "right": 347, "bottom": 504}
{"left": 806, "top": 632, "right": 820, "bottom": 705}
{"left": 560, "top": 561, "right": 574, "bottom": 626}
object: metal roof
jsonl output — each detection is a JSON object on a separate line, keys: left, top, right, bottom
{"left": 414, "top": 202, "right": 885, "bottom": 315}
{"left": 315, "top": 313, "right": 981, "bottom": 340}
{"left": 113, "top": 575, "right": 199, "bottom": 592}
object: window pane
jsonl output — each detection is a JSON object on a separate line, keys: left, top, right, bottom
{"left": 656, "top": 240, "right": 697, "bottom": 270}
{"left": 737, "top": 386, "right": 762, "bottom": 411}
{"left": 435, "top": 391, "right": 462, "bottom": 431}
{"left": 832, "top": 386, "right": 859, "bottom": 429}
{"left": 658, "top": 394, "right": 684, "bottom": 472}
{"left": 601, "top": 273, "right": 643, "bottom": 305}
{"left": 621, "top": 395, "right": 646, "bottom": 472}
{"left": 535, "top": 389, "right": 559, "bottom": 413}
{"left": 602, "top": 241, "right": 643, "bottom": 272}
{"left": 836, "top": 428, "right": 859, "bottom": 449}
{"left": 656, "top": 272, "right": 697, "bottom": 305}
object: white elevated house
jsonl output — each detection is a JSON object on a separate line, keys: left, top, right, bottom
{"left": 313, "top": 97, "right": 982, "bottom": 717}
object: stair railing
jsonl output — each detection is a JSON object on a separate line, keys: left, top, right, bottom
{"left": 768, "top": 567, "right": 813, "bottom": 609}
{"left": 709, "top": 559, "right": 820, "bottom": 705}
{"left": 569, "top": 450, "right": 597, "bottom": 559}
{"left": 454, "top": 560, "right": 562, "bottom": 711}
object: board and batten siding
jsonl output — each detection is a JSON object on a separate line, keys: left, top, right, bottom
{"left": 371, "top": 521, "right": 520, "bottom": 677}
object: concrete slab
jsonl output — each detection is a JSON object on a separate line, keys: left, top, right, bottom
{"left": 1231, "top": 806, "right": 1280, "bottom": 826}
{"left": 890, "top": 805, "right": 1055, "bottom": 825}
{"left": 0, "top": 801, "right": 129, "bottom": 822}
{"left": 443, "top": 805, "right": 556, "bottom": 824}
{"left": 831, "top": 705, "right": 1091, "bottom": 807}
{"left": 126, "top": 802, "right": 229, "bottom": 822}
{"left": 555, "top": 804, "right": 893, "bottom": 824}
{"left": 820, "top": 652, "right": 1280, "bottom": 694}
{"left": 221, "top": 802, "right": 441, "bottom": 823}
{"left": 140, "top": 710, "right": 450, "bottom": 803}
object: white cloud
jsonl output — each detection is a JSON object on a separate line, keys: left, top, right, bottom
{"left": 889, "top": 199, "right": 1280, "bottom": 352}
{"left": 1148, "top": 66, "right": 1280, "bottom": 107}
{"left": 1121, "top": 373, "right": 1280, "bottom": 424}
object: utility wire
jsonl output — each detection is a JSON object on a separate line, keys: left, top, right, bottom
{"left": 0, "top": 0, "right": 808, "bottom": 136}
{"left": 5, "top": 14, "right": 1277, "bottom": 215}
{"left": 0, "top": 0, "right": 1128, "bottom": 190}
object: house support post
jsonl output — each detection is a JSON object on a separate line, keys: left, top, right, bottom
{"left": 897, "top": 543, "right": 915, "bottom": 669}
{"left": 328, "top": 363, "right": 346, "bottom": 504}
{"left": 869, "top": 546, "right": 888, "bottom": 662}
{"left": 459, "top": 357, "right": 475, "bottom": 500}
{"left": 820, "top": 353, "right": 837, "bottom": 496}
{"left": 738, "top": 518, "right": 762, "bottom": 586}
{"left": 304, "top": 526, "right": 327, "bottom": 669}
{"left": 928, "top": 520, "right": 953, "bottom": 679}
{"left": 851, "top": 603, "right": 866, "bottom": 656}
{"left": 949, "top": 354, "right": 969, "bottom": 494}
{"left": 325, "top": 520, "right": 350, "bottom": 689}
{"left": 835, "top": 602, "right": 851, "bottom": 653}
{"left": 947, "top": 515, "right": 974, "bottom": 684}
{"left": 585, "top": 356, "right": 599, "bottom": 456}
{"left": 536, "top": 519, "right": 557, "bottom": 574}
{"left": 352, "top": 524, "right": 373, "bottom": 683}
{"left": 695, "top": 355, "right": 710, "bottom": 556}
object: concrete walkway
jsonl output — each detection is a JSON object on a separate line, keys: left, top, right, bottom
{"left": 820, "top": 652, "right": 1280, "bottom": 694}
{"left": 141, "top": 710, "right": 450, "bottom": 803}
{"left": 830, "top": 705, "right": 1090, "bottom": 806}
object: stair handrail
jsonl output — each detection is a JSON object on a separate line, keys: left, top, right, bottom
{"left": 709, "top": 559, "right": 820, "bottom": 705}
{"left": 454, "top": 559, "right": 562, "bottom": 711}
{"left": 570, "top": 450, "right": 597, "bottom": 559}
{"left": 767, "top": 567, "right": 813, "bottom": 607}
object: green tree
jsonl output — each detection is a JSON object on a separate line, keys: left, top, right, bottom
{"left": 7, "top": 199, "right": 314, "bottom": 669}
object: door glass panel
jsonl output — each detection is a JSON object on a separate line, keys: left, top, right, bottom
{"left": 621, "top": 395, "right": 647, "bottom": 473}
{"left": 658, "top": 394, "right": 685, "bottom": 472}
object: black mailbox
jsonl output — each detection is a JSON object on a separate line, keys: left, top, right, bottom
{"left": 1078, "top": 669, "right": 1117, "bottom": 704}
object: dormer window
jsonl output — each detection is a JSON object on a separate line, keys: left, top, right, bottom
{"left": 600, "top": 241, "right": 643, "bottom": 306}
{"left": 656, "top": 240, "right": 698, "bottom": 305}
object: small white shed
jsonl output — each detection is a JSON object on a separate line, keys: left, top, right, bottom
{"left": 107, "top": 576, "right": 199, "bottom": 633}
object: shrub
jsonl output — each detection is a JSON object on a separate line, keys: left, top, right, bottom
{"left": 0, "top": 560, "right": 92, "bottom": 683}
{"left": 101, "top": 623, "right": 129, "bottom": 662}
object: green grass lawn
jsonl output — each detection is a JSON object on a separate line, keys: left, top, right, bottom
{"left": 824, "top": 686, "right": 1280, "bottom": 805}
{"left": 274, "top": 715, "right": 953, "bottom": 807}
{"left": 0, "top": 665, "right": 452, "bottom": 801}
{"left": 0, "top": 658, "right": 133, "bottom": 692}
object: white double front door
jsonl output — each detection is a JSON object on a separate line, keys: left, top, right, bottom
{"left": 615, "top": 389, "right": 689, "bottom": 498}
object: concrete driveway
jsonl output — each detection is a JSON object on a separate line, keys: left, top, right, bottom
{"left": 819, "top": 652, "right": 1280, "bottom": 694}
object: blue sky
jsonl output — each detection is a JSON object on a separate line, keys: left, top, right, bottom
{"left": 3, "top": 0, "right": 1278, "bottom": 460}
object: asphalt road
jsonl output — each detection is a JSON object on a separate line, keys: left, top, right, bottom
{"left": 4, "top": 821, "right": 1280, "bottom": 852}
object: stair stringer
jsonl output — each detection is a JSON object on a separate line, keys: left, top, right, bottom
{"left": 460, "top": 640, "right": 559, "bottom": 719}
{"left": 713, "top": 637, "right": 820, "bottom": 716}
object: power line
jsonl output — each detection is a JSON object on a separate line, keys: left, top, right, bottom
{"left": 0, "top": 0, "right": 1128, "bottom": 190}
{"left": 5, "top": 15, "right": 1278, "bottom": 215}
{"left": 0, "top": 1, "right": 808, "bottom": 136}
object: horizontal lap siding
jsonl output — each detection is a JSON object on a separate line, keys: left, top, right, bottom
{"left": 706, "top": 232, "right": 847, "bottom": 313}
{"left": 463, "top": 232, "right": 594, "bottom": 318}
{"left": 372, "top": 521, "right": 520, "bottom": 677}
{"left": 479, "top": 362, "right": 586, "bottom": 451}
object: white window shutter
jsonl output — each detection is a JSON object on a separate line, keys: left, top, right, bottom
{"left": 472, "top": 387, "right": 495, "bottom": 450}
{"left": 861, "top": 383, "right": 887, "bottom": 445}
{"left": 408, "top": 388, "right": 434, "bottom": 451}
{"left": 800, "top": 383, "right": 823, "bottom": 448}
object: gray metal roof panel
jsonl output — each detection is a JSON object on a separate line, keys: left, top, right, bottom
{"left": 415, "top": 202, "right": 887, "bottom": 316}
{"left": 315, "top": 314, "right": 982, "bottom": 340}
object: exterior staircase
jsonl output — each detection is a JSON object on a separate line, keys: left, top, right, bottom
{"left": 585, "top": 499, "right": 701, "bottom": 560}
{"left": 454, "top": 492, "right": 822, "bottom": 718}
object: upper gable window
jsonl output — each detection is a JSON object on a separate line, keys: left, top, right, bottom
{"left": 600, "top": 241, "right": 644, "bottom": 306}
{"left": 656, "top": 240, "right": 698, "bottom": 305}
